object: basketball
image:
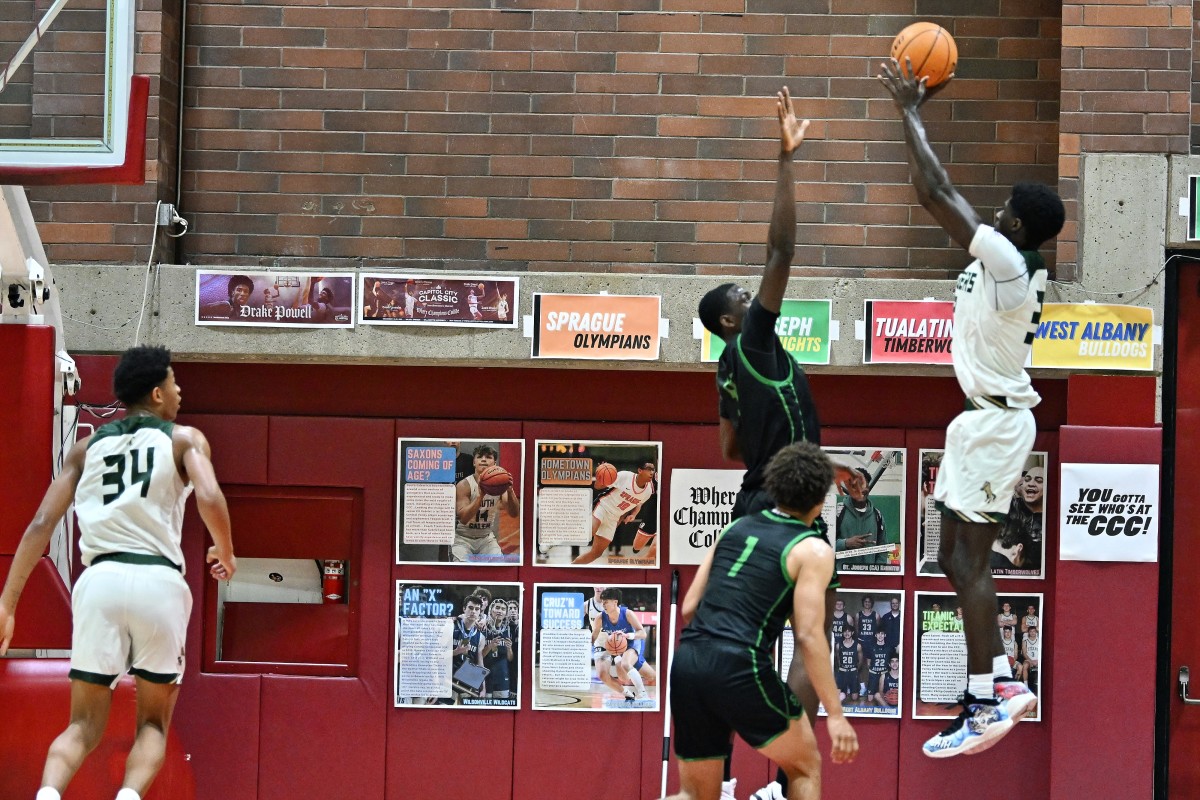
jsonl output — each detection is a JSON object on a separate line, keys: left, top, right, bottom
{"left": 594, "top": 462, "right": 618, "bottom": 488}
{"left": 884, "top": 688, "right": 899, "bottom": 706}
{"left": 890, "top": 22, "right": 957, "bottom": 88}
{"left": 477, "top": 465, "right": 512, "bottom": 496}
{"left": 605, "top": 630, "right": 628, "bottom": 655}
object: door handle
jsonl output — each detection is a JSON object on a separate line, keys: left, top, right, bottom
{"left": 1180, "top": 666, "right": 1200, "bottom": 705}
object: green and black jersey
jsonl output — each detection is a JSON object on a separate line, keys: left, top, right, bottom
{"left": 717, "top": 298, "right": 820, "bottom": 493}
{"left": 682, "top": 509, "right": 826, "bottom": 654}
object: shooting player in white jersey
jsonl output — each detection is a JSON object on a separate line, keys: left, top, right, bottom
{"left": 572, "top": 462, "right": 656, "bottom": 565}
{"left": 880, "top": 58, "right": 1064, "bottom": 758}
{"left": 0, "top": 346, "right": 235, "bottom": 800}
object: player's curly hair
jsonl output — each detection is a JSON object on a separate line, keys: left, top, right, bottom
{"left": 1009, "top": 183, "right": 1065, "bottom": 249}
{"left": 763, "top": 441, "right": 833, "bottom": 514}
{"left": 227, "top": 274, "right": 253, "bottom": 299}
{"left": 112, "top": 345, "right": 171, "bottom": 407}
{"left": 698, "top": 282, "right": 737, "bottom": 337}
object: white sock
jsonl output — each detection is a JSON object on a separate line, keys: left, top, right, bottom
{"left": 36, "top": 788, "right": 61, "bottom": 800}
{"left": 115, "top": 789, "right": 141, "bottom": 800}
{"left": 993, "top": 655, "right": 1012, "bottom": 680}
{"left": 968, "top": 673, "right": 995, "bottom": 700}
{"left": 627, "top": 667, "right": 646, "bottom": 695}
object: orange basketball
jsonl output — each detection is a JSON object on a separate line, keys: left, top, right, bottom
{"left": 891, "top": 22, "right": 957, "bottom": 88}
{"left": 605, "top": 630, "right": 628, "bottom": 655}
{"left": 594, "top": 462, "right": 617, "bottom": 489}
{"left": 477, "top": 465, "right": 512, "bottom": 496}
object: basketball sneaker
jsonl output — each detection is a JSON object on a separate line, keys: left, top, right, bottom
{"left": 749, "top": 781, "right": 785, "bottom": 800}
{"left": 921, "top": 693, "right": 1015, "bottom": 758}
{"left": 994, "top": 678, "right": 1038, "bottom": 723}
{"left": 720, "top": 778, "right": 737, "bottom": 800}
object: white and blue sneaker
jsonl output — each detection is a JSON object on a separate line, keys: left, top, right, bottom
{"left": 922, "top": 693, "right": 1015, "bottom": 758}
{"left": 994, "top": 678, "right": 1038, "bottom": 723}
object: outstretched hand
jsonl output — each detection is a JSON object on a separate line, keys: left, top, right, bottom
{"left": 878, "top": 57, "right": 949, "bottom": 111}
{"left": 777, "top": 86, "right": 810, "bottom": 154}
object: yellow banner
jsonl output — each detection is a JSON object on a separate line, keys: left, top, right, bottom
{"left": 1030, "top": 303, "right": 1154, "bottom": 370}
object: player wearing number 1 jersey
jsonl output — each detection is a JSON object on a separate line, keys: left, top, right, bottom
{"left": 880, "top": 58, "right": 1064, "bottom": 758}
{"left": 665, "top": 443, "right": 857, "bottom": 800}
{"left": 0, "top": 345, "right": 235, "bottom": 800}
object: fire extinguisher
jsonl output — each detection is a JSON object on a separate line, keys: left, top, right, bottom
{"left": 322, "top": 560, "right": 345, "bottom": 604}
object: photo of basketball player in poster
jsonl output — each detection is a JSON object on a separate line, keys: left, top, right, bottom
{"left": 912, "top": 591, "right": 1044, "bottom": 722}
{"left": 917, "top": 451, "right": 1047, "bottom": 578}
{"left": 819, "top": 447, "right": 905, "bottom": 574}
{"left": 531, "top": 583, "right": 660, "bottom": 712}
{"left": 394, "top": 581, "right": 523, "bottom": 709}
{"left": 533, "top": 440, "right": 661, "bottom": 568}
{"left": 196, "top": 270, "right": 355, "bottom": 327}
{"left": 396, "top": 439, "right": 524, "bottom": 566}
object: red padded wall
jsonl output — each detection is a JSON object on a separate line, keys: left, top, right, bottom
{"left": 0, "top": 325, "right": 54, "bottom": 553}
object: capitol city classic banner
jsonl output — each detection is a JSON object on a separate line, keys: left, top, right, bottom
{"left": 1030, "top": 303, "right": 1155, "bottom": 371}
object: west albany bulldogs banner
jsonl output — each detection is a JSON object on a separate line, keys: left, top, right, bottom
{"left": 1031, "top": 303, "right": 1155, "bottom": 371}
{"left": 532, "top": 294, "right": 662, "bottom": 360}
{"left": 862, "top": 300, "right": 954, "bottom": 365}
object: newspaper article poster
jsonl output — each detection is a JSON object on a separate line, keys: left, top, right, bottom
{"left": 793, "top": 588, "right": 904, "bottom": 719}
{"left": 917, "top": 450, "right": 1047, "bottom": 578}
{"left": 533, "top": 440, "right": 661, "bottom": 568}
{"left": 667, "top": 468, "right": 741, "bottom": 565}
{"left": 396, "top": 438, "right": 524, "bottom": 566}
{"left": 913, "top": 591, "right": 1044, "bottom": 722}
{"left": 532, "top": 583, "right": 660, "bottom": 712}
{"left": 394, "top": 581, "right": 523, "bottom": 709}
{"left": 820, "top": 447, "right": 905, "bottom": 574}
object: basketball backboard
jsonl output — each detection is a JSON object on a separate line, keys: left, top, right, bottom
{"left": 0, "top": 0, "right": 135, "bottom": 168}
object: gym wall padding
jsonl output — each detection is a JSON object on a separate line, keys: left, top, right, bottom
{"left": 0, "top": 324, "right": 54, "bottom": 553}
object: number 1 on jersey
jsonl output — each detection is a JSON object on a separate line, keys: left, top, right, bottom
{"left": 727, "top": 536, "right": 759, "bottom": 577}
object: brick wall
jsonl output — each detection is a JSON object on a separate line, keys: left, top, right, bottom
{"left": 21, "top": 1, "right": 1080, "bottom": 277}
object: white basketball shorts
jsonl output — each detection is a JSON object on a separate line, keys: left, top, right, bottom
{"left": 933, "top": 405, "right": 1035, "bottom": 522}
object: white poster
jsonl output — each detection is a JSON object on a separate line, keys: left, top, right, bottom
{"left": 668, "top": 468, "right": 741, "bottom": 565}
{"left": 1060, "top": 463, "right": 1159, "bottom": 562}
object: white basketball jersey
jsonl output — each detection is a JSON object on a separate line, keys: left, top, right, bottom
{"left": 75, "top": 416, "right": 192, "bottom": 570}
{"left": 596, "top": 471, "right": 654, "bottom": 516}
{"left": 456, "top": 475, "right": 499, "bottom": 539}
{"left": 950, "top": 225, "right": 1046, "bottom": 408}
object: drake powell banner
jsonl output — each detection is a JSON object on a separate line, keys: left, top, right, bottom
{"left": 1031, "top": 303, "right": 1155, "bottom": 371}
{"left": 1060, "top": 463, "right": 1159, "bottom": 562}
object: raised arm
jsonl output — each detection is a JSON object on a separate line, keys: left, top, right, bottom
{"left": 0, "top": 439, "right": 88, "bottom": 654}
{"left": 878, "top": 59, "right": 981, "bottom": 250}
{"left": 758, "top": 87, "right": 810, "bottom": 314}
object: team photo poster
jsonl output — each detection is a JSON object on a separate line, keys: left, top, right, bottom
{"left": 794, "top": 588, "right": 904, "bottom": 720}
{"left": 533, "top": 440, "right": 661, "bottom": 568}
{"left": 911, "top": 591, "right": 1044, "bottom": 721}
{"left": 396, "top": 439, "right": 524, "bottom": 566}
{"left": 531, "top": 583, "right": 660, "bottom": 712}
{"left": 394, "top": 581, "right": 523, "bottom": 709}
{"left": 358, "top": 274, "right": 518, "bottom": 328}
{"left": 917, "top": 450, "right": 1048, "bottom": 579}
{"left": 821, "top": 447, "right": 905, "bottom": 574}
{"left": 196, "top": 270, "right": 355, "bottom": 327}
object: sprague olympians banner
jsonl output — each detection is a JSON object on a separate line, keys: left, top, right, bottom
{"left": 1030, "top": 303, "right": 1155, "bottom": 371}
{"left": 1060, "top": 463, "right": 1159, "bottom": 562}
{"left": 531, "top": 294, "right": 662, "bottom": 360}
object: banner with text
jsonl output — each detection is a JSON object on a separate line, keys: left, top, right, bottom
{"left": 359, "top": 274, "right": 518, "bottom": 328}
{"left": 1030, "top": 303, "right": 1154, "bottom": 371}
{"left": 863, "top": 300, "right": 954, "bottom": 365}
{"left": 1060, "top": 462, "right": 1159, "bottom": 562}
{"left": 532, "top": 293, "right": 662, "bottom": 360}
{"left": 668, "top": 468, "right": 742, "bottom": 565}
{"left": 700, "top": 299, "right": 832, "bottom": 364}
{"left": 196, "top": 270, "right": 355, "bottom": 327}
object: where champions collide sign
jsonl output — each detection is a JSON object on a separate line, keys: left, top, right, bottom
{"left": 531, "top": 293, "right": 662, "bottom": 360}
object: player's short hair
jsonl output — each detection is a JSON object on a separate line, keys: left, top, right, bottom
{"left": 473, "top": 445, "right": 498, "bottom": 459}
{"left": 698, "top": 282, "right": 737, "bottom": 337}
{"left": 1009, "top": 182, "right": 1065, "bottom": 249}
{"left": 600, "top": 587, "right": 623, "bottom": 603}
{"left": 113, "top": 345, "right": 171, "bottom": 406}
{"left": 227, "top": 274, "right": 253, "bottom": 299}
{"left": 763, "top": 441, "right": 834, "bottom": 513}
{"left": 463, "top": 595, "right": 485, "bottom": 610}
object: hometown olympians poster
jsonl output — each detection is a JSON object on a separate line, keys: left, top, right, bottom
{"left": 532, "top": 583, "right": 660, "bottom": 712}
{"left": 394, "top": 581, "right": 523, "bottom": 709}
